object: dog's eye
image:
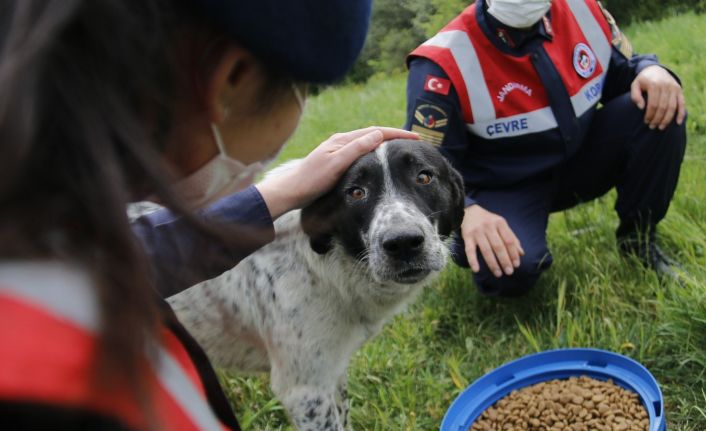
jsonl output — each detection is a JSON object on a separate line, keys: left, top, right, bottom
{"left": 416, "top": 171, "right": 433, "bottom": 185}
{"left": 347, "top": 187, "right": 366, "bottom": 200}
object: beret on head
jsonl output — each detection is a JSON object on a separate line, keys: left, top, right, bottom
{"left": 196, "top": 0, "right": 373, "bottom": 83}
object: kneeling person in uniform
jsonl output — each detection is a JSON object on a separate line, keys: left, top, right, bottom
{"left": 405, "top": 0, "right": 687, "bottom": 296}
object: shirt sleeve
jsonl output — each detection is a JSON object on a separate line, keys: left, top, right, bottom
{"left": 405, "top": 57, "right": 478, "bottom": 207}
{"left": 131, "top": 185, "right": 275, "bottom": 298}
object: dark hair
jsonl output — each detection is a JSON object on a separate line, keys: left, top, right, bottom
{"left": 0, "top": 0, "right": 185, "bottom": 397}
{"left": 0, "top": 0, "right": 292, "bottom": 404}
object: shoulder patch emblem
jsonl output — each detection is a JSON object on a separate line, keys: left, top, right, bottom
{"left": 598, "top": 1, "right": 634, "bottom": 58}
{"left": 424, "top": 75, "right": 451, "bottom": 96}
{"left": 412, "top": 102, "right": 449, "bottom": 147}
{"left": 573, "top": 43, "right": 596, "bottom": 78}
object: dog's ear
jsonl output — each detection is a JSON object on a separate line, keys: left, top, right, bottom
{"left": 300, "top": 192, "right": 340, "bottom": 254}
{"left": 439, "top": 160, "right": 466, "bottom": 236}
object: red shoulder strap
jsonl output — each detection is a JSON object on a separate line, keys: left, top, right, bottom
{"left": 408, "top": 5, "right": 477, "bottom": 123}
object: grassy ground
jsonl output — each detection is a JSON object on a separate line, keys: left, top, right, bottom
{"left": 223, "top": 13, "right": 706, "bottom": 430}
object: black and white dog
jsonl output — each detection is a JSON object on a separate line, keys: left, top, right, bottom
{"left": 168, "top": 139, "right": 465, "bottom": 430}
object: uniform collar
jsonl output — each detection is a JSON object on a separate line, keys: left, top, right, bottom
{"left": 477, "top": 0, "right": 553, "bottom": 54}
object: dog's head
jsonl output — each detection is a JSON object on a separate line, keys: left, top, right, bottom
{"left": 301, "top": 139, "right": 465, "bottom": 285}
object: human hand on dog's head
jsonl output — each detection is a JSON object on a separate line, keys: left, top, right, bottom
{"left": 255, "top": 127, "right": 418, "bottom": 219}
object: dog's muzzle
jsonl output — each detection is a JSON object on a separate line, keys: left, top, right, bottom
{"left": 368, "top": 201, "right": 445, "bottom": 284}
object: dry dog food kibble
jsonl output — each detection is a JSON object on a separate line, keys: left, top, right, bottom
{"left": 469, "top": 376, "right": 649, "bottom": 431}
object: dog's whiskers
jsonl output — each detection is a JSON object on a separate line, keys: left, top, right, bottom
{"left": 351, "top": 251, "right": 371, "bottom": 274}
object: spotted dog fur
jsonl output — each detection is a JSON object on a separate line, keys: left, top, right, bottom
{"left": 166, "top": 139, "right": 465, "bottom": 430}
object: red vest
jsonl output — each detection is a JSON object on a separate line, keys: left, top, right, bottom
{"left": 409, "top": 0, "right": 612, "bottom": 140}
{"left": 0, "top": 263, "right": 230, "bottom": 430}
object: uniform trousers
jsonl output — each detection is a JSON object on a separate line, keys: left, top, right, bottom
{"left": 451, "top": 92, "right": 687, "bottom": 296}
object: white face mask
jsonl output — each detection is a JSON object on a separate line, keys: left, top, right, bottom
{"left": 171, "top": 123, "right": 278, "bottom": 209}
{"left": 488, "top": 0, "right": 551, "bottom": 29}
{"left": 167, "top": 83, "right": 303, "bottom": 210}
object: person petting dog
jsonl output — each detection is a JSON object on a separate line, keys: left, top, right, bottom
{"left": 0, "top": 1, "right": 416, "bottom": 429}
{"left": 405, "top": 0, "right": 687, "bottom": 297}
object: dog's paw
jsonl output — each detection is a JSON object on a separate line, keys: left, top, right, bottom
{"left": 277, "top": 386, "right": 345, "bottom": 431}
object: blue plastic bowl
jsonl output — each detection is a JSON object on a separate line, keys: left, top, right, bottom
{"left": 441, "top": 348, "right": 665, "bottom": 431}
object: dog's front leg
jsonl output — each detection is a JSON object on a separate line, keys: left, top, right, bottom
{"left": 275, "top": 385, "right": 344, "bottom": 431}
{"left": 334, "top": 375, "right": 350, "bottom": 430}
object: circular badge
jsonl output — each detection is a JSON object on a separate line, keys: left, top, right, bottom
{"left": 573, "top": 43, "right": 596, "bottom": 78}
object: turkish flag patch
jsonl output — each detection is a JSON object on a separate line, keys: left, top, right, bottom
{"left": 424, "top": 75, "right": 450, "bottom": 96}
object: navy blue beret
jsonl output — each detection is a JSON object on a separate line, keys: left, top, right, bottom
{"left": 196, "top": 0, "right": 373, "bottom": 83}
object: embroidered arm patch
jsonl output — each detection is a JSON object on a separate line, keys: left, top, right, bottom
{"left": 411, "top": 101, "right": 449, "bottom": 147}
{"left": 598, "top": 1, "right": 634, "bottom": 59}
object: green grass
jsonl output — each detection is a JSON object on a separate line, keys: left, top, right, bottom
{"left": 223, "top": 13, "right": 706, "bottom": 430}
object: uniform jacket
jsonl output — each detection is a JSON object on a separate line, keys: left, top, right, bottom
{"left": 0, "top": 262, "right": 241, "bottom": 430}
{"left": 0, "top": 187, "right": 278, "bottom": 429}
{"left": 405, "top": 0, "right": 675, "bottom": 207}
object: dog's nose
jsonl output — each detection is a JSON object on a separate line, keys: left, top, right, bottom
{"left": 382, "top": 229, "right": 425, "bottom": 259}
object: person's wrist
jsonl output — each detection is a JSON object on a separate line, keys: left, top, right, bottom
{"left": 255, "top": 172, "right": 302, "bottom": 220}
{"left": 465, "top": 203, "right": 481, "bottom": 214}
